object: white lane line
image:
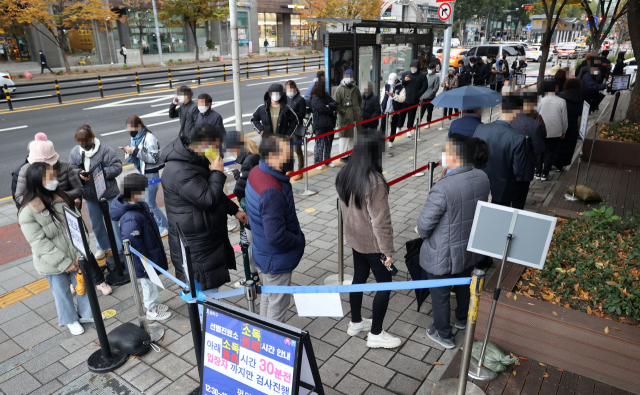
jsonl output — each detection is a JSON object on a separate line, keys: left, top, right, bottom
{"left": 101, "top": 119, "right": 179, "bottom": 136}
{"left": 0, "top": 125, "right": 28, "bottom": 132}
{"left": 81, "top": 77, "right": 126, "bottom": 83}
{"left": 223, "top": 121, "right": 252, "bottom": 126}
{"left": 222, "top": 113, "right": 253, "bottom": 124}
{"left": 246, "top": 78, "right": 309, "bottom": 87}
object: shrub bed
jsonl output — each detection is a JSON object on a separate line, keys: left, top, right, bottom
{"left": 516, "top": 205, "right": 640, "bottom": 326}
{"left": 598, "top": 119, "right": 640, "bottom": 142}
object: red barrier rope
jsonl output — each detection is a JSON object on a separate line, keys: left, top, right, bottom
{"left": 388, "top": 160, "right": 442, "bottom": 186}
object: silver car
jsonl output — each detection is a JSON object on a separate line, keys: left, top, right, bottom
{"left": 0, "top": 71, "right": 16, "bottom": 96}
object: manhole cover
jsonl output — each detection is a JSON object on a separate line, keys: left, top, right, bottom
{"left": 53, "top": 371, "right": 143, "bottom": 395}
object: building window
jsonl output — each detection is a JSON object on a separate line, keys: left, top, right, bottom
{"left": 126, "top": 9, "right": 187, "bottom": 54}
{"left": 0, "top": 27, "right": 32, "bottom": 62}
{"left": 290, "top": 14, "right": 309, "bottom": 46}
{"left": 258, "top": 13, "right": 278, "bottom": 47}
{"left": 64, "top": 29, "right": 95, "bottom": 56}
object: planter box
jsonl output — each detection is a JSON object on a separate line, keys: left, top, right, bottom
{"left": 474, "top": 260, "right": 640, "bottom": 394}
{"left": 583, "top": 137, "right": 640, "bottom": 167}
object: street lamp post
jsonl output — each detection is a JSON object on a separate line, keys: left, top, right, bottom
{"left": 105, "top": 18, "right": 114, "bottom": 64}
{"left": 151, "top": 0, "right": 164, "bottom": 66}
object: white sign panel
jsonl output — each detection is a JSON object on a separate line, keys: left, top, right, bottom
{"left": 141, "top": 256, "right": 165, "bottom": 290}
{"left": 64, "top": 208, "right": 87, "bottom": 259}
{"left": 579, "top": 101, "right": 590, "bottom": 140}
{"left": 611, "top": 75, "right": 630, "bottom": 91}
{"left": 180, "top": 236, "right": 190, "bottom": 284}
{"left": 92, "top": 163, "right": 107, "bottom": 200}
{"left": 293, "top": 293, "right": 344, "bottom": 317}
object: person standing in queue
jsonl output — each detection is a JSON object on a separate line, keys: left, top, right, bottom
{"left": 245, "top": 134, "right": 305, "bottom": 323}
{"left": 536, "top": 80, "right": 568, "bottom": 181}
{"left": 456, "top": 60, "right": 470, "bottom": 87}
{"left": 310, "top": 76, "right": 338, "bottom": 167}
{"left": 474, "top": 56, "right": 489, "bottom": 86}
{"left": 418, "top": 134, "right": 490, "bottom": 349}
{"left": 360, "top": 81, "right": 382, "bottom": 130}
{"left": 401, "top": 59, "right": 428, "bottom": 136}
{"left": 466, "top": 57, "right": 479, "bottom": 85}
{"left": 336, "top": 131, "right": 402, "bottom": 349}
{"left": 441, "top": 67, "right": 459, "bottom": 116}
{"left": 169, "top": 85, "right": 199, "bottom": 142}
{"left": 334, "top": 69, "right": 361, "bottom": 162}
{"left": 555, "top": 79, "right": 585, "bottom": 172}
{"left": 160, "top": 124, "right": 248, "bottom": 320}
{"left": 381, "top": 72, "right": 406, "bottom": 148}
{"left": 250, "top": 83, "right": 298, "bottom": 137}
{"left": 18, "top": 163, "right": 92, "bottom": 336}
{"left": 285, "top": 80, "right": 306, "bottom": 181}
{"left": 197, "top": 93, "right": 226, "bottom": 132}
{"left": 421, "top": 63, "right": 441, "bottom": 125}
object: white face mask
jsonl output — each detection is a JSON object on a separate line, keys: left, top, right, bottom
{"left": 271, "top": 93, "right": 281, "bottom": 102}
{"left": 286, "top": 91, "right": 295, "bottom": 99}
{"left": 470, "top": 63, "right": 475, "bottom": 66}
{"left": 441, "top": 152, "right": 448, "bottom": 168}
{"left": 593, "top": 70, "right": 599, "bottom": 75}
{"left": 428, "top": 70, "right": 434, "bottom": 74}
{"left": 177, "top": 95, "right": 185, "bottom": 103}
{"left": 344, "top": 78, "right": 353, "bottom": 84}
{"left": 44, "top": 180, "right": 59, "bottom": 191}
{"left": 410, "top": 67, "right": 418, "bottom": 73}
{"left": 198, "top": 106, "right": 209, "bottom": 114}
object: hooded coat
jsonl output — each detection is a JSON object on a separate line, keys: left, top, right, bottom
{"left": 160, "top": 137, "right": 238, "bottom": 290}
{"left": 233, "top": 148, "right": 261, "bottom": 200}
{"left": 334, "top": 80, "right": 362, "bottom": 138}
{"left": 15, "top": 160, "right": 83, "bottom": 205}
{"left": 250, "top": 84, "right": 299, "bottom": 136}
{"left": 110, "top": 194, "right": 168, "bottom": 279}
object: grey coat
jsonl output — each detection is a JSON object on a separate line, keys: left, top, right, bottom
{"left": 15, "top": 161, "right": 83, "bottom": 204}
{"left": 417, "top": 166, "right": 490, "bottom": 275}
{"left": 69, "top": 143, "right": 122, "bottom": 202}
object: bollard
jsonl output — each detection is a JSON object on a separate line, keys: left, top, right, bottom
{"left": 98, "top": 75, "right": 104, "bottom": 98}
{"left": 386, "top": 113, "right": 394, "bottom": 157}
{"left": 431, "top": 269, "right": 487, "bottom": 395}
{"left": 412, "top": 119, "right": 425, "bottom": 178}
{"left": 168, "top": 68, "right": 172, "bottom": 88}
{"left": 324, "top": 198, "right": 353, "bottom": 285}
{"left": 122, "top": 240, "right": 164, "bottom": 342}
{"left": 55, "top": 80, "right": 62, "bottom": 104}
{"left": 135, "top": 72, "right": 140, "bottom": 93}
{"left": 286, "top": 58, "right": 289, "bottom": 73}
{"left": 223, "top": 64, "right": 226, "bottom": 81}
{"left": 428, "top": 161, "right": 435, "bottom": 190}
{"left": 267, "top": 59, "right": 270, "bottom": 76}
{"left": 100, "top": 198, "right": 130, "bottom": 286}
{"left": 78, "top": 256, "right": 128, "bottom": 372}
{"left": 303, "top": 56, "right": 306, "bottom": 72}
{"left": 3, "top": 84, "right": 13, "bottom": 111}
{"left": 318, "top": 56, "right": 321, "bottom": 70}
{"left": 416, "top": 102, "right": 424, "bottom": 142}
{"left": 246, "top": 61, "right": 249, "bottom": 78}
{"left": 298, "top": 136, "right": 317, "bottom": 196}
{"left": 197, "top": 66, "right": 201, "bottom": 85}
{"left": 244, "top": 280, "right": 257, "bottom": 313}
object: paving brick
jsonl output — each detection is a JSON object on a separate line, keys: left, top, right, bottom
{"left": 114, "top": 357, "right": 141, "bottom": 376}
{"left": 129, "top": 367, "right": 165, "bottom": 392}
{"left": 333, "top": 336, "right": 369, "bottom": 364}
{"left": 33, "top": 301, "right": 59, "bottom": 322}
{"left": 121, "top": 361, "right": 151, "bottom": 382}
{"left": 387, "top": 353, "right": 431, "bottom": 381}
{"left": 304, "top": 317, "right": 336, "bottom": 339}
{"left": 386, "top": 373, "right": 423, "bottom": 395}
{"left": 22, "top": 346, "right": 69, "bottom": 374}
{"left": 165, "top": 334, "right": 194, "bottom": 356}
{"left": 318, "top": 356, "right": 352, "bottom": 387}
{"left": 388, "top": 293, "right": 417, "bottom": 313}
{"left": 60, "top": 343, "right": 100, "bottom": 369}
{"left": 399, "top": 340, "right": 430, "bottom": 361}
{"left": 0, "top": 371, "right": 41, "bottom": 395}
{"left": 153, "top": 353, "right": 193, "bottom": 381}
{"left": 335, "top": 374, "right": 370, "bottom": 395}
{"left": 350, "top": 358, "right": 395, "bottom": 387}
{"left": 143, "top": 377, "right": 172, "bottom": 395}
{"left": 397, "top": 309, "right": 433, "bottom": 328}
{"left": 0, "top": 366, "right": 25, "bottom": 384}
{"left": 321, "top": 328, "right": 351, "bottom": 348}
{"left": 387, "top": 319, "right": 417, "bottom": 340}
{"left": 13, "top": 323, "right": 59, "bottom": 350}
{"left": 33, "top": 362, "right": 67, "bottom": 385}
{"left": 307, "top": 338, "right": 338, "bottom": 361}
{"left": 141, "top": 346, "right": 170, "bottom": 365}
{"left": 363, "top": 347, "right": 396, "bottom": 366}
{"left": 163, "top": 314, "right": 192, "bottom": 335}
{"left": 423, "top": 347, "right": 444, "bottom": 364}
{"left": 409, "top": 328, "right": 445, "bottom": 351}
{"left": 0, "top": 311, "right": 45, "bottom": 338}
{"left": 0, "top": 340, "right": 24, "bottom": 361}
{"left": 0, "top": 330, "right": 7, "bottom": 345}
{"left": 416, "top": 378, "right": 436, "bottom": 395}
{"left": 157, "top": 374, "right": 199, "bottom": 395}
{"left": 157, "top": 328, "right": 182, "bottom": 347}
{"left": 30, "top": 379, "right": 63, "bottom": 395}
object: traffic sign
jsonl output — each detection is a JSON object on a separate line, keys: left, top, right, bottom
{"left": 581, "top": 13, "right": 586, "bottom": 19}
{"left": 587, "top": 16, "right": 599, "bottom": 28}
{"left": 525, "top": 24, "right": 532, "bottom": 31}
{"left": 438, "top": 3, "right": 452, "bottom": 21}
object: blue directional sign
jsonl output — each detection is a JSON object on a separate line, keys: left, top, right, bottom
{"left": 525, "top": 24, "right": 532, "bottom": 31}
{"left": 587, "top": 17, "right": 599, "bottom": 28}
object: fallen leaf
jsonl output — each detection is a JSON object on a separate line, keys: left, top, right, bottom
{"left": 539, "top": 362, "right": 546, "bottom": 366}
{"left": 514, "top": 295, "right": 517, "bottom": 300}
{"left": 182, "top": 326, "right": 188, "bottom": 328}
{"left": 604, "top": 326, "right": 610, "bottom": 334}
{"left": 558, "top": 369, "right": 564, "bottom": 372}
{"left": 552, "top": 311, "right": 559, "bottom": 316}
{"left": 515, "top": 360, "right": 521, "bottom": 366}
{"left": 529, "top": 283, "right": 536, "bottom": 287}
{"left": 543, "top": 372, "right": 549, "bottom": 378}
{"left": 528, "top": 303, "right": 535, "bottom": 306}
{"left": 513, "top": 371, "right": 517, "bottom": 376}
{"left": 506, "top": 292, "right": 513, "bottom": 298}
{"left": 14, "top": 364, "right": 18, "bottom": 367}
{"left": 518, "top": 357, "right": 529, "bottom": 360}
{"left": 587, "top": 306, "right": 592, "bottom": 315}
{"left": 613, "top": 327, "right": 621, "bottom": 331}
{"left": 92, "top": 343, "right": 98, "bottom": 346}
{"left": 605, "top": 280, "right": 618, "bottom": 286}
{"left": 433, "top": 362, "right": 444, "bottom": 365}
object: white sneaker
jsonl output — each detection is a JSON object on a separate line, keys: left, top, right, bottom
{"left": 160, "top": 228, "right": 169, "bottom": 238}
{"left": 366, "top": 330, "right": 402, "bottom": 349}
{"left": 70, "top": 283, "right": 76, "bottom": 296}
{"left": 407, "top": 131, "right": 412, "bottom": 137}
{"left": 414, "top": 226, "right": 419, "bottom": 235}
{"left": 327, "top": 162, "right": 335, "bottom": 168}
{"left": 156, "top": 303, "right": 169, "bottom": 313}
{"left": 347, "top": 318, "right": 372, "bottom": 336}
{"left": 94, "top": 250, "right": 106, "bottom": 260}
{"left": 147, "top": 310, "right": 172, "bottom": 321}
{"left": 67, "top": 321, "right": 85, "bottom": 335}
{"left": 96, "top": 282, "right": 112, "bottom": 296}
{"left": 388, "top": 142, "right": 394, "bottom": 148}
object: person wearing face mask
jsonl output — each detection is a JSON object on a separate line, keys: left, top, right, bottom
{"left": 310, "top": 74, "right": 338, "bottom": 164}
{"left": 417, "top": 134, "right": 490, "bottom": 349}
{"left": 245, "top": 134, "right": 305, "bottom": 323}
{"left": 474, "top": 56, "right": 489, "bottom": 86}
{"left": 18, "top": 162, "right": 93, "bottom": 336}
{"left": 456, "top": 60, "right": 470, "bottom": 87}
{"left": 285, "top": 80, "right": 306, "bottom": 181}
{"left": 334, "top": 69, "right": 362, "bottom": 162}
{"left": 441, "top": 67, "right": 458, "bottom": 116}
{"left": 250, "top": 83, "right": 299, "bottom": 137}
{"left": 68, "top": 125, "right": 122, "bottom": 288}
{"left": 360, "top": 81, "right": 382, "bottom": 130}
{"left": 401, "top": 59, "right": 429, "bottom": 135}
{"left": 466, "top": 56, "right": 479, "bottom": 85}
{"left": 169, "top": 85, "right": 199, "bottom": 143}
{"left": 420, "top": 63, "right": 441, "bottom": 125}
{"left": 196, "top": 93, "right": 226, "bottom": 134}
{"left": 381, "top": 72, "right": 406, "bottom": 148}
{"left": 160, "top": 124, "right": 248, "bottom": 320}
{"left": 119, "top": 115, "right": 169, "bottom": 237}
{"left": 581, "top": 58, "right": 611, "bottom": 113}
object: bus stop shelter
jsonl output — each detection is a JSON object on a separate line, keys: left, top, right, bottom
{"left": 310, "top": 18, "right": 450, "bottom": 97}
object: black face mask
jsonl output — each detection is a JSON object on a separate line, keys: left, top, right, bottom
{"left": 282, "top": 156, "right": 295, "bottom": 174}
{"left": 129, "top": 130, "right": 139, "bottom": 138}
{"left": 81, "top": 143, "right": 94, "bottom": 151}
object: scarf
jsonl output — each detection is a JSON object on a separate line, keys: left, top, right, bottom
{"left": 128, "top": 129, "right": 146, "bottom": 170}
{"left": 80, "top": 138, "right": 101, "bottom": 172}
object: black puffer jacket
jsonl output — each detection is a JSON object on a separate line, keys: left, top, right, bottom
{"left": 250, "top": 86, "right": 299, "bottom": 136}
{"left": 311, "top": 94, "right": 337, "bottom": 131}
{"left": 361, "top": 93, "right": 382, "bottom": 129}
{"left": 233, "top": 148, "right": 260, "bottom": 200}
{"left": 160, "top": 137, "right": 239, "bottom": 290}
{"left": 288, "top": 92, "right": 306, "bottom": 124}
{"left": 169, "top": 99, "right": 199, "bottom": 143}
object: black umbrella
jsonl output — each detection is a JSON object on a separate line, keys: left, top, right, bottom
{"left": 403, "top": 237, "right": 430, "bottom": 311}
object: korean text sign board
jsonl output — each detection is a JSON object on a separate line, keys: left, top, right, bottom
{"left": 63, "top": 206, "right": 88, "bottom": 259}
{"left": 91, "top": 162, "right": 107, "bottom": 200}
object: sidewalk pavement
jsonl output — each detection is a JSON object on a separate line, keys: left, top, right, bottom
{"left": 0, "top": 103, "right": 603, "bottom": 395}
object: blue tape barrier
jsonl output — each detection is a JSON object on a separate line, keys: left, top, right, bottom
{"left": 258, "top": 278, "right": 471, "bottom": 295}
{"left": 129, "top": 246, "right": 187, "bottom": 289}
{"left": 208, "top": 288, "right": 246, "bottom": 300}
{"left": 180, "top": 279, "right": 208, "bottom": 303}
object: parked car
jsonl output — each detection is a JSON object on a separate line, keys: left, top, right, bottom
{"left": 451, "top": 38, "right": 461, "bottom": 47}
{"left": 556, "top": 43, "right": 585, "bottom": 59}
{"left": 437, "top": 48, "right": 467, "bottom": 67}
{"left": 0, "top": 72, "right": 16, "bottom": 97}
{"left": 461, "top": 43, "right": 527, "bottom": 66}
{"left": 623, "top": 57, "right": 637, "bottom": 88}
{"left": 525, "top": 45, "right": 553, "bottom": 62}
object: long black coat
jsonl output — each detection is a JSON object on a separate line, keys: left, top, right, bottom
{"left": 401, "top": 71, "right": 429, "bottom": 104}
{"left": 555, "top": 90, "right": 585, "bottom": 168}
{"left": 160, "top": 137, "right": 238, "bottom": 290}
{"left": 311, "top": 94, "right": 337, "bottom": 132}
{"left": 361, "top": 93, "right": 382, "bottom": 129}
{"left": 233, "top": 149, "right": 260, "bottom": 200}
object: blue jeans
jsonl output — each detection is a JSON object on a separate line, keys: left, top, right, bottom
{"left": 85, "top": 198, "right": 123, "bottom": 253}
{"left": 46, "top": 271, "right": 92, "bottom": 326}
{"left": 198, "top": 288, "right": 218, "bottom": 321}
{"left": 144, "top": 172, "right": 168, "bottom": 233}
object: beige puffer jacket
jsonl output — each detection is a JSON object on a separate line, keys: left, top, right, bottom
{"left": 18, "top": 195, "right": 82, "bottom": 275}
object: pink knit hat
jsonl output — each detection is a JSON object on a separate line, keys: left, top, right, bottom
{"left": 28, "top": 133, "right": 59, "bottom": 166}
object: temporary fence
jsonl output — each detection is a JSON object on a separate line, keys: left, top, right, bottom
{"left": 1, "top": 56, "right": 324, "bottom": 111}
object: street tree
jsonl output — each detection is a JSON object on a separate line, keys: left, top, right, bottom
{"left": 7, "top": 0, "right": 118, "bottom": 73}
{"left": 301, "top": 0, "right": 381, "bottom": 38}
{"left": 120, "top": 0, "right": 153, "bottom": 67}
{"left": 626, "top": 0, "right": 639, "bottom": 122}
{"left": 579, "top": 0, "right": 628, "bottom": 55}
{"left": 159, "top": 0, "right": 228, "bottom": 62}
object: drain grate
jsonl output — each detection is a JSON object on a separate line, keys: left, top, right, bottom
{"left": 53, "top": 371, "right": 143, "bottom": 395}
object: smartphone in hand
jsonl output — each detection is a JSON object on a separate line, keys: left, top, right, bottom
{"left": 380, "top": 255, "right": 398, "bottom": 276}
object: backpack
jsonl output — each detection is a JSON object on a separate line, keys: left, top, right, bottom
{"left": 120, "top": 48, "right": 124, "bottom": 56}
{"left": 11, "top": 159, "right": 28, "bottom": 209}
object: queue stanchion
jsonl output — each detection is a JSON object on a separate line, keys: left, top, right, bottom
{"left": 413, "top": 113, "right": 425, "bottom": 177}
{"left": 100, "top": 198, "right": 130, "bottom": 286}
{"left": 432, "top": 269, "right": 487, "bottom": 395}
{"left": 298, "top": 135, "right": 317, "bottom": 196}
{"left": 417, "top": 101, "right": 424, "bottom": 142}
{"left": 324, "top": 198, "right": 353, "bottom": 285}
{"left": 428, "top": 161, "right": 435, "bottom": 190}
{"left": 386, "top": 113, "right": 394, "bottom": 157}
{"left": 79, "top": 256, "right": 128, "bottom": 372}
{"left": 123, "top": 239, "right": 164, "bottom": 342}
{"left": 244, "top": 279, "right": 257, "bottom": 313}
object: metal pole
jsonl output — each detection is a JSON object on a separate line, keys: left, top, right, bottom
{"left": 609, "top": 91, "right": 621, "bottom": 123}
{"left": 100, "top": 198, "right": 130, "bottom": 286}
{"left": 298, "top": 136, "right": 317, "bottom": 196}
{"left": 583, "top": 123, "right": 598, "bottom": 185}
{"left": 564, "top": 146, "right": 583, "bottom": 201}
{"left": 229, "top": 0, "right": 244, "bottom": 132}
{"left": 286, "top": 58, "right": 289, "bottom": 73}
{"left": 98, "top": 76, "right": 104, "bottom": 98}
{"left": 428, "top": 161, "right": 435, "bottom": 189}
{"left": 151, "top": 0, "right": 164, "bottom": 66}
{"left": 441, "top": 2, "right": 455, "bottom": 83}
{"left": 457, "top": 269, "right": 486, "bottom": 395}
{"left": 488, "top": 107, "right": 493, "bottom": 122}
{"left": 197, "top": 66, "right": 201, "bottom": 85}
{"left": 267, "top": 59, "right": 270, "bottom": 76}
{"left": 55, "top": 80, "right": 62, "bottom": 104}
{"left": 324, "top": 198, "right": 353, "bottom": 285}
{"left": 4, "top": 84, "right": 13, "bottom": 110}
{"left": 417, "top": 101, "right": 424, "bottom": 141}
{"left": 168, "top": 69, "right": 172, "bottom": 89}
{"left": 413, "top": 114, "right": 425, "bottom": 177}
{"left": 386, "top": 113, "right": 394, "bottom": 157}
{"left": 244, "top": 280, "right": 257, "bottom": 313}
{"left": 135, "top": 73, "right": 140, "bottom": 93}
{"left": 223, "top": 64, "right": 227, "bottom": 81}
{"left": 303, "top": 56, "right": 306, "bottom": 72}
